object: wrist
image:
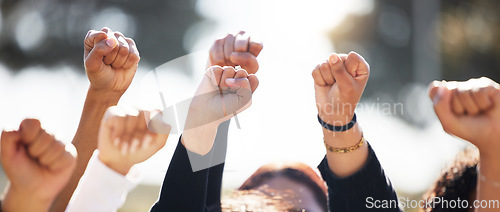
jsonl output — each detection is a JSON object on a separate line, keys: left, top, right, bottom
{"left": 87, "top": 87, "right": 122, "bottom": 106}
{"left": 318, "top": 111, "right": 355, "bottom": 126}
{"left": 479, "top": 153, "right": 500, "bottom": 180}
{"left": 98, "top": 153, "right": 132, "bottom": 176}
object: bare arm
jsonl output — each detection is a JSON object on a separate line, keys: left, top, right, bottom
{"left": 50, "top": 27, "right": 140, "bottom": 212}
{"left": 429, "top": 77, "right": 500, "bottom": 212}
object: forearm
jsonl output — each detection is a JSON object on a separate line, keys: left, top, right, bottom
{"left": 318, "top": 142, "right": 400, "bottom": 211}
{"left": 475, "top": 155, "right": 500, "bottom": 212}
{"left": 2, "top": 185, "right": 52, "bottom": 212}
{"left": 51, "top": 88, "right": 120, "bottom": 211}
{"left": 323, "top": 123, "right": 369, "bottom": 177}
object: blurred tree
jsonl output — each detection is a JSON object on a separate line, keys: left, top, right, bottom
{"left": 439, "top": 0, "right": 500, "bottom": 82}
{"left": 0, "top": 0, "right": 202, "bottom": 72}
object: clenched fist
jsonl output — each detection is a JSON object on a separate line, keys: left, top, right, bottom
{"left": 182, "top": 66, "right": 259, "bottom": 155}
{"left": 84, "top": 27, "right": 140, "bottom": 95}
{"left": 429, "top": 77, "right": 500, "bottom": 156}
{"left": 208, "top": 31, "right": 263, "bottom": 74}
{"left": 312, "top": 52, "right": 370, "bottom": 125}
{"left": 98, "top": 106, "right": 170, "bottom": 175}
{"left": 1, "top": 119, "right": 77, "bottom": 212}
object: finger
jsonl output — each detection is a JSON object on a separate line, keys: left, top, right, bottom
{"left": 147, "top": 111, "right": 172, "bottom": 135}
{"left": 209, "top": 38, "right": 225, "bottom": 66}
{"left": 102, "top": 106, "right": 127, "bottom": 142}
{"left": 84, "top": 30, "right": 112, "bottom": 58}
{"left": 328, "top": 53, "right": 354, "bottom": 92}
{"left": 471, "top": 86, "right": 494, "bottom": 111}
{"left": 1, "top": 131, "right": 21, "bottom": 160}
{"left": 102, "top": 29, "right": 118, "bottom": 65}
{"left": 19, "top": 119, "right": 42, "bottom": 144}
{"left": 338, "top": 53, "right": 348, "bottom": 62}
{"left": 219, "top": 66, "right": 237, "bottom": 89}
{"left": 223, "top": 34, "right": 236, "bottom": 66}
{"left": 122, "top": 110, "right": 139, "bottom": 143}
{"left": 103, "top": 44, "right": 119, "bottom": 65}
{"left": 85, "top": 36, "right": 117, "bottom": 73}
{"left": 27, "top": 131, "right": 55, "bottom": 158}
{"left": 122, "top": 38, "right": 140, "bottom": 69}
{"left": 428, "top": 81, "right": 440, "bottom": 100}
{"left": 248, "top": 37, "right": 263, "bottom": 56}
{"left": 456, "top": 86, "right": 480, "bottom": 115}
{"left": 100, "top": 27, "right": 111, "bottom": 34}
{"left": 205, "top": 66, "right": 224, "bottom": 87}
{"left": 229, "top": 52, "right": 259, "bottom": 74}
{"left": 234, "top": 69, "right": 249, "bottom": 79}
{"left": 38, "top": 139, "right": 66, "bottom": 168}
{"left": 111, "top": 32, "right": 130, "bottom": 69}
{"left": 312, "top": 65, "right": 327, "bottom": 86}
{"left": 344, "top": 51, "right": 370, "bottom": 80}
{"left": 50, "top": 144, "right": 77, "bottom": 171}
{"left": 319, "top": 61, "right": 334, "bottom": 85}
{"left": 448, "top": 84, "right": 466, "bottom": 115}
{"left": 136, "top": 110, "right": 147, "bottom": 132}
{"left": 492, "top": 92, "right": 500, "bottom": 115}
{"left": 247, "top": 74, "right": 259, "bottom": 93}
{"left": 234, "top": 32, "right": 250, "bottom": 52}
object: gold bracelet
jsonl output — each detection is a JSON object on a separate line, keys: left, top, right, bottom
{"left": 324, "top": 134, "right": 365, "bottom": 153}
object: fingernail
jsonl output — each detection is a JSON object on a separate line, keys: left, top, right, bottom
{"left": 329, "top": 54, "right": 338, "bottom": 64}
{"left": 433, "top": 85, "right": 444, "bottom": 104}
{"left": 225, "top": 78, "right": 236, "bottom": 85}
{"left": 106, "top": 38, "right": 117, "bottom": 47}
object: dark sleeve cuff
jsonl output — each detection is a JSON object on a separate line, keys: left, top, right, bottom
{"left": 318, "top": 143, "right": 400, "bottom": 211}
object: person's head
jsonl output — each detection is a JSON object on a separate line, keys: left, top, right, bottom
{"left": 239, "top": 161, "right": 328, "bottom": 212}
{"left": 421, "top": 148, "right": 479, "bottom": 212}
{"left": 222, "top": 190, "right": 293, "bottom": 212}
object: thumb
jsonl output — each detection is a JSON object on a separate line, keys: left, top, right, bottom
{"left": 1, "top": 130, "right": 21, "bottom": 161}
{"left": 432, "top": 84, "right": 460, "bottom": 134}
{"left": 328, "top": 53, "right": 354, "bottom": 93}
{"left": 85, "top": 37, "right": 118, "bottom": 73}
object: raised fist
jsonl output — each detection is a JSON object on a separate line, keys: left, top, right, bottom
{"left": 312, "top": 52, "right": 370, "bottom": 125}
{"left": 208, "top": 31, "right": 263, "bottom": 74}
{"left": 97, "top": 106, "right": 170, "bottom": 175}
{"left": 84, "top": 27, "right": 140, "bottom": 94}
{"left": 182, "top": 66, "right": 259, "bottom": 155}
{"left": 429, "top": 77, "right": 500, "bottom": 155}
{"left": 1, "top": 119, "right": 77, "bottom": 212}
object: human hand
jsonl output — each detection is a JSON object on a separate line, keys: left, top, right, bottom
{"left": 84, "top": 27, "right": 140, "bottom": 96}
{"left": 1, "top": 119, "right": 77, "bottom": 212}
{"left": 207, "top": 31, "right": 263, "bottom": 74}
{"left": 429, "top": 77, "right": 500, "bottom": 157}
{"left": 97, "top": 106, "right": 170, "bottom": 175}
{"left": 182, "top": 66, "right": 259, "bottom": 155}
{"left": 312, "top": 52, "right": 370, "bottom": 125}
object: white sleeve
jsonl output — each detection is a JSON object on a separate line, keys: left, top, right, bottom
{"left": 65, "top": 150, "right": 141, "bottom": 212}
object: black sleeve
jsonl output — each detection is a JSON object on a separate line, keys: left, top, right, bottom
{"left": 318, "top": 143, "right": 401, "bottom": 212}
{"left": 150, "top": 121, "right": 229, "bottom": 212}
